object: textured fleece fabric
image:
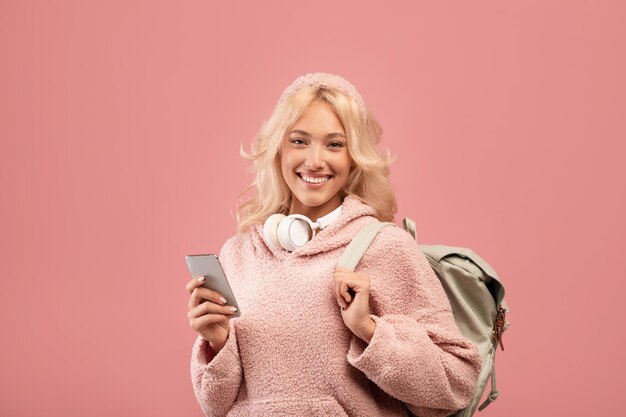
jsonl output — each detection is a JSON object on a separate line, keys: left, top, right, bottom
{"left": 190, "top": 195, "right": 482, "bottom": 417}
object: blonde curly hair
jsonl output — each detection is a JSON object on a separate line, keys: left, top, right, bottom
{"left": 235, "top": 73, "right": 398, "bottom": 235}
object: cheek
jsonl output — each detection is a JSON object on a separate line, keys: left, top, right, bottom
{"left": 280, "top": 153, "right": 296, "bottom": 178}
{"left": 338, "top": 154, "right": 352, "bottom": 175}
{"left": 280, "top": 162, "right": 290, "bottom": 181}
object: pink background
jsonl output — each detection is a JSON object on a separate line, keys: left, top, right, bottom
{"left": 1, "top": 1, "right": 624, "bottom": 416}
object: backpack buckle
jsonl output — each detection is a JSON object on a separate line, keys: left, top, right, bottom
{"left": 493, "top": 306, "right": 507, "bottom": 351}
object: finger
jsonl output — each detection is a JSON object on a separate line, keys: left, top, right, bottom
{"left": 186, "top": 276, "right": 206, "bottom": 294}
{"left": 333, "top": 273, "right": 345, "bottom": 309}
{"left": 189, "top": 314, "right": 230, "bottom": 331}
{"left": 188, "top": 286, "right": 227, "bottom": 310}
{"left": 188, "top": 300, "right": 237, "bottom": 319}
{"left": 342, "top": 276, "right": 370, "bottom": 292}
{"left": 340, "top": 281, "right": 352, "bottom": 303}
{"left": 334, "top": 275, "right": 348, "bottom": 308}
{"left": 336, "top": 294, "right": 347, "bottom": 309}
{"left": 334, "top": 269, "right": 359, "bottom": 290}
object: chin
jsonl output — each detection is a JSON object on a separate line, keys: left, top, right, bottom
{"left": 296, "top": 190, "right": 342, "bottom": 208}
{"left": 294, "top": 195, "right": 327, "bottom": 207}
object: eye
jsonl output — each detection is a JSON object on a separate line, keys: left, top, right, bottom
{"left": 329, "top": 142, "right": 345, "bottom": 148}
{"left": 290, "top": 138, "right": 306, "bottom": 145}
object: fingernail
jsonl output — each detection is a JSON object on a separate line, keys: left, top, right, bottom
{"left": 220, "top": 296, "right": 227, "bottom": 304}
{"left": 227, "top": 307, "right": 238, "bottom": 312}
{"left": 197, "top": 276, "right": 205, "bottom": 282}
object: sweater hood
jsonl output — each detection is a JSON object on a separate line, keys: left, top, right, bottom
{"left": 249, "top": 194, "right": 381, "bottom": 259}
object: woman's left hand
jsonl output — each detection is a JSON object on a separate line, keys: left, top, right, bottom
{"left": 333, "top": 267, "right": 376, "bottom": 343}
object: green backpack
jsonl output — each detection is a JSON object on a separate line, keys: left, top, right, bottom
{"left": 336, "top": 218, "right": 510, "bottom": 417}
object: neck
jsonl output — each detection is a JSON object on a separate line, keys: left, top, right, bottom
{"left": 288, "top": 195, "right": 343, "bottom": 221}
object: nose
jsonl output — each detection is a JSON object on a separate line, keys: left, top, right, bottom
{"left": 305, "top": 142, "right": 326, "bottom": 169}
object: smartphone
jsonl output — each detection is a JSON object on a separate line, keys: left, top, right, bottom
{"left": 185, "top": 254, "right": 241, "bottom": 318}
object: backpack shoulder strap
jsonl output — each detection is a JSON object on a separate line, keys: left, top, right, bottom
{"left": 336, "top": 220, "right": 396, "bottom": 271}
{"left": 402, "top": 217, "right": 418, "bottom": 241}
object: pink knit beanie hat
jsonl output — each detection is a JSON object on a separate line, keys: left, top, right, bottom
{"left": 277, "top": 72, "right": 368, "bottom": 121}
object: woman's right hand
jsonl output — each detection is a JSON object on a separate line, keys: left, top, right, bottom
{"left": 186, "top": 276, "right": 238, "bottom": 353}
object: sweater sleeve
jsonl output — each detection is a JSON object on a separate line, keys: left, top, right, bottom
{"left": 345, "top": 226, "right": 482, "bottom": 417}
{"left": 190, "top": 319, "right": 242, "bottom": 417}
{"left": 189, "top": 235, "right": 243, "bottom": 417}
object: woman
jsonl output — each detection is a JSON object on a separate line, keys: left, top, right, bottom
{"left": 185, "top": 72, "right": 481, "bottom": 417}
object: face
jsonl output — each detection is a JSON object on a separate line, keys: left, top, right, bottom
{"left": 280, "top": 100, "right": 352, "bottom": 221}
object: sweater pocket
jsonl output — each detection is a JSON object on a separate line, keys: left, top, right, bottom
{"left": 227, "top": 396, "right": 349, "bottom": 416}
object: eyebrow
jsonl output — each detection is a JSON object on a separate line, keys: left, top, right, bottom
{"left": 289, "top": 129, "right": 346, "bottom": 139}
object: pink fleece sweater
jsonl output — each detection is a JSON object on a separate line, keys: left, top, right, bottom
{"left": 190, "top": 195, "right": 482, "bottom": 417}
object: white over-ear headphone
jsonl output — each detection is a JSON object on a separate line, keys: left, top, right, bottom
{"left": 263, "top": 204, "right": 343, "bottom": 252}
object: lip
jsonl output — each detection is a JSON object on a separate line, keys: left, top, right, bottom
{"left": 297, "top": 171, "right": 334, "bottom": 178}
{"left": 297, "top": 172, "right": 332, "bottom": 188}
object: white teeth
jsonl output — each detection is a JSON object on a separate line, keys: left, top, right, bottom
{"left": 300, "top": 174, "right": 330, "bottom": 184}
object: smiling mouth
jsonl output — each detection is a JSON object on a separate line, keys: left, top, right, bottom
{"left": 297, "top": 172, "right": 333, "bottom": 184}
